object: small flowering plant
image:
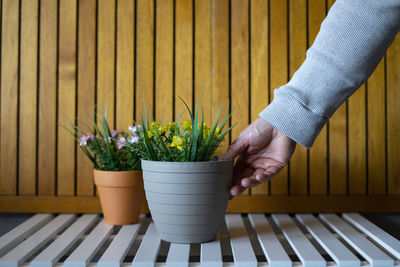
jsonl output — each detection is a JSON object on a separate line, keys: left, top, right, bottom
{"left": 133, "top": 95, "right": 237, "bottom": 162}
{"left": 68, "top": 111, "right": 142, "bottom": 171}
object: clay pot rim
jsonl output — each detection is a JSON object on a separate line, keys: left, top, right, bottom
{"left": 141, "top": 159, "right": 233, "bottom": 164}
{"left": 94, "top": 169, "right": 143, "bottom": 187}
{"left": 94, "top": 169, "right": 142, "bottom": 174}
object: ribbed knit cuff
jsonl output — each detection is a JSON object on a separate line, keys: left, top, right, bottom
{"left": 259, "top": 90, "right": 327, "bottom": 148}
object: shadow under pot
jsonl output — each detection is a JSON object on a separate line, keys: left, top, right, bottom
{"left": 94, "top": 169, "right": 145, "bottom": 225}
{"left": 141, "top": 159, "right": 234, "bottom": 243}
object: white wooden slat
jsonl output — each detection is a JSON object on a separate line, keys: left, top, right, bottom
{"left": 200, "top": 234, "right": 223, "bottom": 267}
{"left": 0, "top": 214, "right": 53, "bottom": 257}
{"left": 98, "top": 217, "right": 143, "bottom": 267}
{"left": 296, "top": 214, "right": 360, "bottom": 267}
{"left": 64, "top": 219, "right": 114, "bottom": 267}
{"left": 30, "top": 214, "right": 99, "bottom": 267}
{"left": 344, "top": 213, "right": 400, "bottom": 260}
{"left": 272, "top": 214, "right": 325, "bottom": 267}
{"left": 132, "top": 223, "right": 161, "bottom": 267}
{"left": 166, "top": 243, "right": 190, "bottom": 267}
{"left": 320, "top": 214, "right": 394, "bottom": 267}
{"left": 0, "top": 214, "right": 76, "bottom": 267}
{"left": 248, "top": 214, "right": 291, "bottom": 267}
{"left": 225, "top": 214, "right": 257, "bottom": 267}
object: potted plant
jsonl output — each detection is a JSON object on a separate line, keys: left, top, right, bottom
{"left": 69, "top": 111, "right": 144, "bottom": 225}
{"left": 132, "top": 96, "right": 237, "bottom": 243}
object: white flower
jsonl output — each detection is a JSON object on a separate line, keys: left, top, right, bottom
{"left": 129, "top": 135, "right": 140, "bottom": 144}
{"left": 128, "top": 125, "right": 142, "bottom": 134}
{"left": 117, "top": 137, "right": 126, "bottom": 149}
{"left": 79, "top": 134, "right": 90, "bottom": 146}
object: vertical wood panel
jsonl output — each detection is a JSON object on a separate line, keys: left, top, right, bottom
{"left": 348, "top": 84, "right": 367, "bottom": 195}
{"left": 175, "top": 0, "right": 193, "bottom": 122}
{"left": 116, "top": 0, "right": 134, "bottom": 130}
{"left": 329, "top": 103, "right": 347, "bottom": 195}
{"left": 77, "top": 0, "right": 96, "bottom": 196}
{"left": 136, "top": 0, "right": 154, "bottom": 122}
{"left": 211, "top": 0, "right": 230, "bottom": 155}
{"left": 288, "top": 0, "right": 307, "bottom": 195}
{"left": 231, "top": 0, "right": 249, "bottom": 195}
{"left": 155, "top": 0, "right": 173, "bottom": 122}
{"left": 308, "top": 0, "right": 327, "bottom": 195}
{"left": 19, "top": 0, "right": 38, "bottom": 195}
{"left": 38, "top": 0, "right": 57, "bottom": 195}
{"left": 231, "top": 0, "right": 249, "bottom": 147}
{"left": 249, "top": 0, "right": 269, "bottom": 195}
{"left": 387, "top": 35, "right": 400, "bottom": 195}
{"left": 0, "top": 0, "right": 19, "bottom": 195}
{"left": 194, "top": 0, "right": 211, "bottom": 124}
{"left": 58, "top": 0, "right": 77, "bottom": 196}
{"left": 269, "top": 0, "right": 288, "bottom": 195}
{"left": 367, "top": 60, "right": 386, "bottom": 195}
{"left": 97, "top": 0, "right": 115, "bottom": 128}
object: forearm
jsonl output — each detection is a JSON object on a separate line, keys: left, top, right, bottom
{"left": 260, "top": 0, "right": 400, "bottom": 148}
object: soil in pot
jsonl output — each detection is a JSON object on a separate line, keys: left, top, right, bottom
{"left": 94, "top": 170, "right": 145, "bottom": 225}
{"left": 141, "top": 159, "right": 234, "bottom": 243}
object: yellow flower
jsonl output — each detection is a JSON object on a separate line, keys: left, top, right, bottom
{"left": 203, "top": 127, "right": 210, "bottom": 141}
{"left": 147, "top": 130, "right": 153, "bottom": 138}
{"left": 150, "top": 122, "right": 160, "bottom": 132}
{"left": 158, "top": 123, "right": 168, "bottom": 134}
{"left": 170, "top": 136, "right": 185, "bottom": 150}
{"left": 182, "top": 120, "right": 192, "bottom": 131}
{"left": 215, "top": 127, "right": 220, "bottom": 136}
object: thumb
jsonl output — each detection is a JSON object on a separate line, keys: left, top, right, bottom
{"left": 221, "top": 137, "right": 247, "bottom": 160}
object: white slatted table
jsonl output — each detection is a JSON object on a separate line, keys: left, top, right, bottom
{"left": 0, "top": 213, "right": 399, "bottom": 267}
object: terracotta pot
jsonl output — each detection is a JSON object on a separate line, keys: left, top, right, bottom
{"left": 94, "top": 170, "right": 144, "bottom": 225}
{"left": 141, "top": 159, "right": 234, "bottom": 243}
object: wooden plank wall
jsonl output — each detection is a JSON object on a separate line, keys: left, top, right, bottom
{"left": 1, "top": 0, "right": 400, "bottom": 213}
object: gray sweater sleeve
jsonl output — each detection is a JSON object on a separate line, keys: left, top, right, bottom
{"left": 259, "top": 0, "right": 400, "bottom": 148}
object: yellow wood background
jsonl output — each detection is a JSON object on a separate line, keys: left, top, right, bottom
{"left": 1, "top": 0, "right": 400, "bottom": 213}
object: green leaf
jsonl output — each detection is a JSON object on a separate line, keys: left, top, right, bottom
{"left": 141, "top": 116, "right": 158, "bottom": 160}
{"left": 197, "top": 108, "right": 221, "bottom": 161}
{"left": 206, "top": 121, "right": 238, "bottom": 158}
{"left": 76, "top": 117, "right": 96, "bottom": 136}
{"left": 219, "top": 101, "right": 231, "bottom": 131}
{"left": 153, "top": 124, "right": 170, "bottom": 157}
{"left": 195, "top": 109, "right": 204, "bottom": 160}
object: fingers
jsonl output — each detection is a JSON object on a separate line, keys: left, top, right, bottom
{"left": 230, "top": 184, "right": 247, "bottom": 196}
{"left": 221, "top": 137, "right": 247, "bottom": 160}
{"left": 230, "top": 165, "right": 284, "bottom": 196}
{"left": 229, "top": 158, "right": 248, "bottom": 196}
{"left": 241, "top": 168, "right": 268, "bottom": 187}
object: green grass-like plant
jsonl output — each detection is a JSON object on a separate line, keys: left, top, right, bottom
{"left": 66, "top": 110, "right": 142, "bottom": 171}
{"left": 133, "top": 92, "right": 237, "bottom": 162}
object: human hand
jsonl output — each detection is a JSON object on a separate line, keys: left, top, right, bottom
{"left": 221, "top": 118, "right": 296, "bottom": 196}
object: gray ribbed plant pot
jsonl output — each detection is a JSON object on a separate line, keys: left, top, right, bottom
{"left": 141, "top": 159, "right": 234, "bottom": 244}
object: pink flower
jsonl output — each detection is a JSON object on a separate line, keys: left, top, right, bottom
{"left": 103, "top": 136, "right": 112, "bottom": 143}
{"left": 128, "top": 125, "right": 142, "bottom": 134}
{"left": 129, "top": 135, "right": 140, "bottom": 144}
{"left": 111, "top": 130, "right": 118, "bottom": 137}
{"left": 117, "top": 137, "right": 126, "bottom": 150}
{"left": 79, "top": 134, "right": 90, "bottom": 146}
